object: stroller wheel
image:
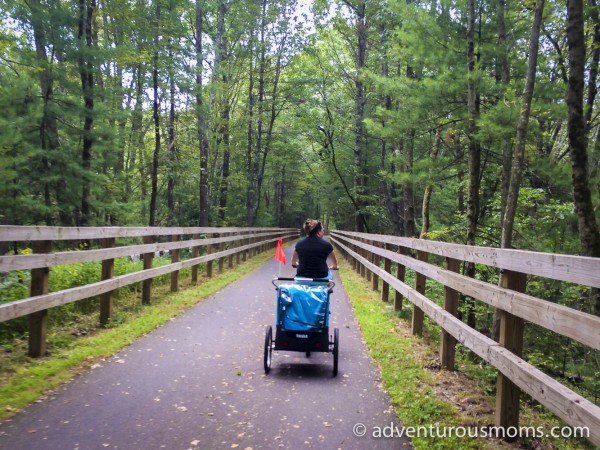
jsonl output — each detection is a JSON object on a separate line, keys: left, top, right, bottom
{"left": 264, "top": 325, "right": 273, "bottom": 374}
{"left": 332, "top": 327, "right": 339, "bottom": 377}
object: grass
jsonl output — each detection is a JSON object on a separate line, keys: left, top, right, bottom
{"left": 339, "top": 266, "right": 478, "bottom": 449}
{"left": 339, "top": 264, "right": 597, "bottom": 450}
{"left": 0, "top": 251, "right": 274, "bottom": 421}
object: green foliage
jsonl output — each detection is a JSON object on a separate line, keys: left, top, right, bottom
{"left": 0, "top": 272, "right": 30, "bottom": 340}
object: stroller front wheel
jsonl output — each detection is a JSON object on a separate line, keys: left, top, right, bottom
{"left": 332, "top": 327, "right": 339, "bottom": 377}
{"left": 264, "top": 325, "right": 273, "bottom": 374}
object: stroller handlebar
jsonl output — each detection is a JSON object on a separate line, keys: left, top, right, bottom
{"left": 271, "top": 277, "right": 335, "bottom": 292}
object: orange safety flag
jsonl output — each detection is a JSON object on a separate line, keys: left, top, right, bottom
{"left": 275, "top": 239, "right": 287, "bottom": 264}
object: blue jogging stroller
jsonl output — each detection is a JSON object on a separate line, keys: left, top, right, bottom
{"left": 264, "top": 276, "right": 339, "bottom": 376}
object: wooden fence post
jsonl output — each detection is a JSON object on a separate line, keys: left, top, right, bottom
{"left": 411, "top": 250, "right": 427, "bottom": 336}
{"left": 206, "top": 233, "right": 213, "bottom": 278}
{"left": 394, "top": 246, "right": 407, "bottom": 312}
{"left": 170, "top": 235, "right": 180, "bottom": 292}
{"left": 235, "top": 232, "right": 241, "bottom": 265}
{"left": 28, "top": 240, "right": 51, "bottom": 357}
{"left": 366, "top": 239, "right": 372, "bottom": 283}
{"left": 440, "top": 257, "right": 461, "bottom": 369}
{"left": 241, "top": 232, "right": 247, "bottom": 261}
{"left": 382, "top": 243, "right": 392, "bottom": 302}
{"left": 142, "top": 235, "right": 155, "bottom": 304}
{"left": 218, "top": 235, "right": 225, "bottom": 272}
{"left": 360, "top": 238, "right": 367, "bottom": 279}
{"left": 100, "top": 237, "right": 116, "bottom": 326}
{"left": 191, "top": 233, "right": 200, "bottom": 284}
{"left": 495, "top": 269, "right": 527, "bottom": 438}
{"left": 249, "top": 232, "right": 255, "bottom": 258}
{"left": 224, "top": 233, "right": 232, "bottom": 270}
{"left": 371, "top": 241, "right": 379, "bottom": 291}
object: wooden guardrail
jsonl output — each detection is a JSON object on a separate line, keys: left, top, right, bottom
{"left": 0, "top": 226, "right": 298, "bottom": 357}
{"left": 331, "top": 230, "right": 600, "bottom": 446}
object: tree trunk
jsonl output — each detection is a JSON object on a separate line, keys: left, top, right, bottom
{"left": 379, "top": 32, "right": 403, "bottom": 236}
{"left": 30, "top": 0, "right": 64, "bottom": 225}
{"left": 583, "top": 5, "right": 599, "bottom": 320}
{"left": 421, "top": 128, "right": 441, "bottom": 238}
{"left": 343, "top": 0, "right": 369, "bottom": 232}
{"left": 167, "top": 43, "right": 176, "bottom": 226}
{"left": 404, "top": 131, "right": 417, "bottom": 237}
{"left": 354, "top": 4, "right": 368, "bottom": 232}
{"left": 464, "top": 0, "right": 481, "bottom": 329}
{"left": 496, "top": 0, "right": 512, "bottom": 227}
{"left": 78, "top": 0, "right": 95, "bottom": 227}
{"left": 246, "top": 38, "right": 256, "bottom": 226}
{"left": 318, "top": 111, "right": 366, "bottom": 230}
{"left": 250, "top": 0, "right": 267, "bottom": 226}
{"left": 566, "top": 0, "right": 600, "bottom": 315}
{"left": 585, "top": 0, "right": 599, "bottom": 136}
{"left": 129, "top": 65, "right": 147, "bottom": 220}
{"left": 500, "top": 0, "right": 544, "bottom": 248}
{"left": 215, "top": 0, "right": 230, "bottom": 225}
{"left": 149, "top": 2, "right": 161, "bottom": 227}
{"left": 466, "top": 0, "right": 481, "bottom": 249}
{"left": 273, "top": 163, "right": 285, "bottom": 227}
{"left": 493, "top": 0, "right": 545, "bottom": 340}
{"left": 196, "top": 0, "right": 209, "bottom": 227}
{"left": 251, "top": 33, "right": 286, "bottom": 226}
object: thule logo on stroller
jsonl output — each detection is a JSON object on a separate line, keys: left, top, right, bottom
{"left": 295, "top": 334, "right": 308, "bottom": 339}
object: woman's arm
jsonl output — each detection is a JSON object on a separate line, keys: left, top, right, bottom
{"left": 329, "top": 250, "right": 339, "bottom": 270}
{"left": 291, "top": 250, "right": 299, "bottom": 268}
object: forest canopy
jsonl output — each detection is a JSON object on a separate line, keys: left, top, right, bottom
{"left": 0, "top": 0, "right": 598, "bottom": 258}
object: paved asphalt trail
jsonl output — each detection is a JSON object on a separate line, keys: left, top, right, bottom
{"left": 0, "top": 245, "right": 412, "bottom": 450}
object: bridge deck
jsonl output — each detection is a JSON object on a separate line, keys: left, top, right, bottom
{"left": 0, "top": 247, "right": 411, "bottom": 449}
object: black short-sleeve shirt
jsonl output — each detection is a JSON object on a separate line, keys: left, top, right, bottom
{"left": 295, "top": 235, "right": 334, "bottom": 278}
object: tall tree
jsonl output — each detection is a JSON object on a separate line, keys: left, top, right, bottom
{"left": 196, "top": 0, "right": 209, "bottom": 227}
{"left": 214, "top": 0, "right": 230, "bottom": 225}
{"left": 167, "top": 39, "right": 177, "bottom": 226}
{"left": 500, "top": 0, "right": 545, "bottom": 248}
{"left": 566, "top": 0, "right": 600, "bottom": 314}
{"left": 28, "top": 0, "right": 65, "bottom": 225}
{"left": 149, "top": 0, "right": 161, "bottom": 227}
{"left": 496, "top": 0, "right": 512, "bottom": 226}
{"left": 421, "top": 128, "right": 441, "bottom": 238}
{"left": 342, "top": 0, "right": 369, "bottom": 232}
{"left": 463, "top": 0, "right": 481, "bottom": 328}
{"left": 466, "top": 0, "right": 481, "bottom": 250}
{"left": 78, "top": 0, "right": 96, "bottom": 227}
{"left": 493, "top": 0, "right": 545, "bottom": 340}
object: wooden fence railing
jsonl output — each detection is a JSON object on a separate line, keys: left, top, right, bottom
{"left": 331, "top": 230, "right": 600, "bottom": 446}
{"left": 0, "top": 226, "right": 298, "bottom": 358}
